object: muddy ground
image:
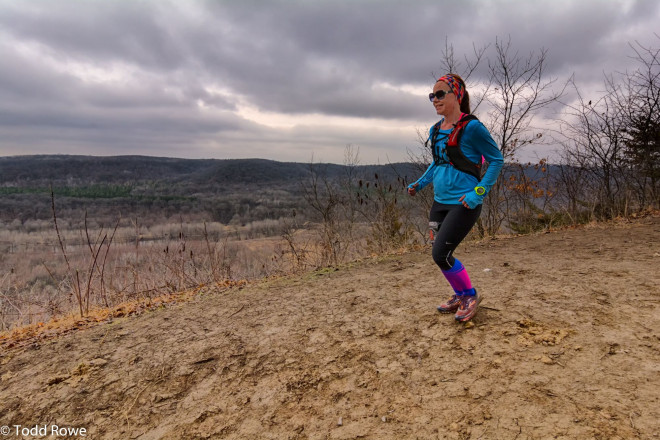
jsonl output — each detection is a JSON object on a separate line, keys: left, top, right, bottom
{"left": 1, "top": 216, "right": 659, "bottom": 439}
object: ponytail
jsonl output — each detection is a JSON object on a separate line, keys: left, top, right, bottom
{"left": 460, "top": 89, "right": 471, "bottom": 114}
{"left": 451, "top": 74, "right": 471, "bottom": 114}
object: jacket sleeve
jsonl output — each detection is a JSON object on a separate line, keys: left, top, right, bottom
{"left": 408, "top": 126, "right": 438, "bottom": 192}
{"left": 408, "top": 161, "right": 436, "bottom": 191}
{"left": 462, "top": 122, "right": 504, "bottom": 208}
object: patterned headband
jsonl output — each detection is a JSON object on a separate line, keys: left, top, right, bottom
{"left": 437, "top": 74, "right": 464, "bottom": 103}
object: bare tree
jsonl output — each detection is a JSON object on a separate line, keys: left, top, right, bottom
{"left": 300, "top": 158, "right": 343, "bottom": 267}
{"left": 559, "top": 79, "right": 629, "bottom": 219}
{"left": 552, "top": 162, "right": 592, "bottom": 224}
{"left": 481, "top": 36, "right": 566, "bottom": 234}
{"left": 339, "top": 144, "right": 362, "bottom": 250}
{"left": 621, "top": 39, "right": 660, "bottom": 209}
{"left": 558, "top": 37, "right": 659, "bottom": 219}
{"left": 437, "top": 37, "right": 491, "bottom": 113}
{"left": 486, "top": 37, "right": 564, "bottom": 159}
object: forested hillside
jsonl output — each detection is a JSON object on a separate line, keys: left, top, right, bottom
{"left": 0, "top": 155, "right": 418, "bottom": 226}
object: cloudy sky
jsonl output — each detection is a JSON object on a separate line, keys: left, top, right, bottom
{"left": 1, "top": 0, "right": 658, "bottom": 164}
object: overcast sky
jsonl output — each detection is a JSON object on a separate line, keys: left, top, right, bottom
{"left": 1, "top": 0, "right": 658, "bottom": 164}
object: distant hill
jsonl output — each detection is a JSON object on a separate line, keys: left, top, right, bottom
{"left": 0, "top": 155, "right": 565, "bottom": 226}
{"left": 0, "top": 155, "right": 421, "bottom": 225}
{"left": 0, "top": 155, "right": 216, "bottom": 185}
{"left": 0, "top": 155, "right": 418, "bottom": 187}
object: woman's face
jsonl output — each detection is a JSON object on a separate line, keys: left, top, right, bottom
{"left": 431, "top": 81, "right": 458, "bottom": 116}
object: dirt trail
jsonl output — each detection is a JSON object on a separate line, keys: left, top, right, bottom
{"left": 1, "top": 216, "right": 659, "bottom": 440}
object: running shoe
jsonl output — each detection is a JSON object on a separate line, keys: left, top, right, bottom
{"left": 454, "top": 293, "right": 482, "bottom": 322}
{"left": 437, "top": 294, "right": 461, "bottom": 313}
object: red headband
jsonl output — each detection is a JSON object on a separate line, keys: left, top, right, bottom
{"left": 437, "top": 74, "right": 464, "bottom": 103}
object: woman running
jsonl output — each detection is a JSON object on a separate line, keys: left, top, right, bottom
{"left": 408, "top": 74, "right": 503, "bottom": 322}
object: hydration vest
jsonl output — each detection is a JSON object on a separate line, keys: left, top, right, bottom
{"left": 427, "top": 113, "right": 483, "bottom": 180}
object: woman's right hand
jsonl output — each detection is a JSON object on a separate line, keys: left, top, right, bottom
{"left": 407, "top": 183, "right": 419, "bottom": 196}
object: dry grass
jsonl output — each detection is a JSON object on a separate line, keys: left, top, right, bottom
{"left": 0, "top": 215, "right": 421, "bottom": 332}
{"left": 0, "top": 219, "right": 285, "bottom": 329}
{"left": 0, "top": 279, "right": 249, "bottom": 350}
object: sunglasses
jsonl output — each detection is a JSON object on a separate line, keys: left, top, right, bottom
{"left": 428, "top": 90, "right": 453, "bottom": 102}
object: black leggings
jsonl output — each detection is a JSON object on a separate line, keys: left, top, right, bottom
{"left": 430, "top": 202, "right": 482, "bottom": 270}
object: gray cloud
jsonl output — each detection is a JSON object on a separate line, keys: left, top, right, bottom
{"left": 0, "top": 0, "right": 658, "bottom": 163}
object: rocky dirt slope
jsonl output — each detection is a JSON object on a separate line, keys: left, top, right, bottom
{"left": 1, "top": 216, "right": 659, "bottom": 439}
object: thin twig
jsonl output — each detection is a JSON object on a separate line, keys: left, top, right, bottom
{"left": 203, "top": 222, "right": 219, "bottom": 284}
{"left": 99, "top": 217, "right": 121, "bottom": 307}
{"left": 84, "top": 233, "right": 106, "bottom": 316}
{"left": 229, "top": 305, "right": 245, "bottom": 317}
{"left": 51, "top": 187, "right": 82, "bottom": 312}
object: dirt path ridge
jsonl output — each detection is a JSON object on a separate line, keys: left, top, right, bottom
{"left": 1, "top": 217, "right": 659, "bottom": 439}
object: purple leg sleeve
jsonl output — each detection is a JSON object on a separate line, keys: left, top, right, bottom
{"left": 441, "top": 258, "right": 476, "bottom": 296}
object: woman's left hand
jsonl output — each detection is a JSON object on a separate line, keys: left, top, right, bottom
{"left": 458, "top": 195, "right": 471, "bottom": 209}
{"left": 459, "top": 192, "right": 483, "bottom": 209}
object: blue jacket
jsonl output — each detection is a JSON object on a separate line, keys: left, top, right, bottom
{"left": 409, "top": 118, "right": 503, "bottom": 208}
